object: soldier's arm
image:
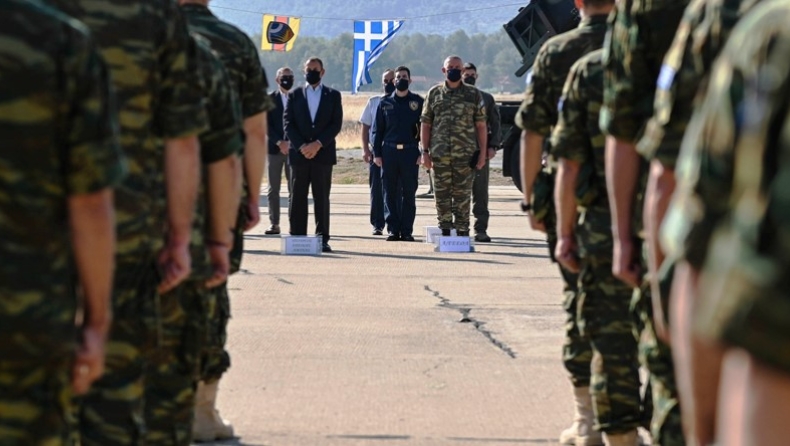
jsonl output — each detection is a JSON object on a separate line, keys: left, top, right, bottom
{"left": 420, "top": 91, "right": 434, "bottom": 168}
{"left": 243, "top": 112, "right": 267, "bottom": 231}
{"left": 604, "top": 136, "right": 641, "bottom": 287}
{"left": 517, "top": 47, "right": 551, "bottom": 214}
{"left": 206, "top": 153, "right": 242, "bottom": 287}
{"left": 488, "top": 95, "right": 501, "bottom": 149}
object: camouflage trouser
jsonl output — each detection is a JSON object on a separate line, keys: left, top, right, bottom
{"left": 77, "top": 256, "right": 159, "bottom": 446}
{"left": 577, "top": 209, "right": 643, "bottom": 433}
{"left": 201, "top": 284, "right": 231, "bottom": 382}
{"left": 0, "top": 360, "right": 73, "bottom": 445}
{"left": 432, "top": 152, "right": 475, "bottom": 232}
{"left": 145, "top": 282, "right": 208, "bottom": 445}
{"left": 632, "top": 281, "right": 684, "bottom": 445}
{"left": 546, "top": 213, "right": 592, "bottom": 388}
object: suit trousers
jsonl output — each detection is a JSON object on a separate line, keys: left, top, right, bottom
{"left": 267, "top": 152, "right": 290, "bottom": 226}
{"left": 382, "top": 147, "right": 419, "bottom": 236}
{"left": 289, "top": 162, "right": 332, "bottom": 243}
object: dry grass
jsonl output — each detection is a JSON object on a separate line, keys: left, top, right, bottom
{"left": 337, "top": 93, "right": 375, "bottom": 150}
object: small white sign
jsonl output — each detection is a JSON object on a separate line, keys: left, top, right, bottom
{"left": 435, "top": 236, "right": 474, "bottom": 253}
{"left": 424, "top": 226, "right": 456, "bottom": 244}
{"left": 281, "top": 235, "right": 322, "bottom": 256}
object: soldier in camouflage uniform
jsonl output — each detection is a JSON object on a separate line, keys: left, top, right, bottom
{"left": 631, "top": 0, "right": 762, "bottom": 442}
{"left": 513, "top": 1, "right": 613, "bottom": 442}
{"left": 144, "top": 34, "right": 243, "bottom": 446}
{"left": 661, "top": 1, "right": 790, "bottom": 443}
{"left": 47, "top": 1, "right": 207, "bottom": 444}
{"left": 420, "top": 55, "right": 488, "bottom": 237}
{"left": 599, "top": 0, "right": 690, "bottom": 441}
{"left": 0, "top": 1, "right": 124, "bottom": 443}
{"left": 551, "top": 49, "right": 644, "bottom": 445}
{"left": 178, "top": 0, "right": 273, "bottom": 440}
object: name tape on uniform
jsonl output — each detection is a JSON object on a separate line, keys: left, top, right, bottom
{"left": 434, "top": 236, "right": 474, "bottom": 253}
{"left": 281, "top": 235, "right": 322, "bottom": 256}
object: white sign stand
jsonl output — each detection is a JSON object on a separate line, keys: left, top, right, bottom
{"left": 280, "top": 235, "right": 322, "bottom": 256}
{"left": 434, "top": 235, "right": 474, "bottom": 253}
{"left": 424, "top": 226, "right": 456, "bottom": 244}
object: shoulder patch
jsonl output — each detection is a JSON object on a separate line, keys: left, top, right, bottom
{"left": 409, "top": 101, "right": 419, "bottom": 111}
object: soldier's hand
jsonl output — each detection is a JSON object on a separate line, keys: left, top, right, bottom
{"left": 374, "top": 157, "right": 383, "bottom": 167}
{"left": 422, "top": 153, "right": 433, "bottom": 170}
{"left": 487, "top": 147, "right": 496, "bottom": 160}
{"left": 72, "top": 324, "right": 107, "bottom": 395}
{"left": 363, "top": 150, "right": 372, "bottom": 163}
{"left": 612, "top": 238, "right": 641, "bottom": 288}
{"left": 476, "top": 156, "right": 486, "bottom": 170}
{"left": 528, "top": 213, "right": 546, "bottom": 233}
{"left": 205, "top": 242, "right": 231, "bottom": 288}
{"left": 244, "top": 197, "right": 260, "bottom": 231}
{"left": 556, "top": 236, "right": 580, "bottom": 273}
{"left": 157, "top": 241, "right": 191, "bottom": 294}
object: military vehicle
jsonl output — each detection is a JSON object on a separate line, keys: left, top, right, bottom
{"left": 498, "top": 0, "right": 581, "bottom": 190}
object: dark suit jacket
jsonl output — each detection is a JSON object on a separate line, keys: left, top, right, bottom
{"left": 284, "top": 84, "right": 343, "bottom": 165}
{"left": 267, "top": 90, "right": 287, "bottom": 155}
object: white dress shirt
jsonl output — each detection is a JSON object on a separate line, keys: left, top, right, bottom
{"left": 359, "top": 95, "right": 382, "bottom": 144}
{"left": 279, "top": 89, "right": 288, "bottom": 110}
{"left": 306, "top": 83, "right": 322, "bottom": 122}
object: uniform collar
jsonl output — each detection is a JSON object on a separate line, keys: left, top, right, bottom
{"left": 578, "top": 13, "right": 610, "bottom": 28}
{"left": 441, "top": 81, "right": 469, "bottom": 94}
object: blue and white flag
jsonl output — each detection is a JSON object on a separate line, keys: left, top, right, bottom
{"left": 352, "top": 20, "right": 404, "bottom": 94}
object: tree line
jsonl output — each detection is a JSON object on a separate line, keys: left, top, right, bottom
{"left": 255, "top": 30, "right": 528, "bottom": 94}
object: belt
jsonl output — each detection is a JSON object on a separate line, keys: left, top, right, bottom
{"left": 387, "top": 142, "right": 418, "bottom": 150}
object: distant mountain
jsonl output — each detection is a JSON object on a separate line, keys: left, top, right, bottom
{"left": 210, "top": 0, "right": 526, "bottom": 38}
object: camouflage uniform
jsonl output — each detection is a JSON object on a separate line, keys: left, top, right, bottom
{"left": 599, "top": 0, "right": 690, "bottom": 442}
{"left": 180, "top": 3, "right": 272, "bottom": 383}
{"left": 420, "top": 82, "right": 486, "bottom": 233}
{"left": 47, "top": 1, "right": 208, "bottom": 444}
{"left": 144, "top": 36, "right": 243, "bottom": 446}
{"left": 662, "top": 0, "right": 790, "bottom": 375}
{"left": 514, "top": 14, "right": 611, "bottom": 390}
{"left": 551, "top": 49, "right": 644, "bottom": 434}
{"left": 471, "top": 89, "right": 502, "bottom": 236}
{"left": 0, "top": 1, "right": 123, "bottom": 444}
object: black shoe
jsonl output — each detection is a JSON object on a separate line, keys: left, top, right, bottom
{"left": 401, "top": 235, "right": 415, "bottom": 242}
{"left": 386, "top": 234, "right": 401, "bottom": 241}
{"left": 322, "top": 243, "right": 332, "bottom": 253}
{"left": 456, "top": 230, "right": 470, "bottom": 237}
{"left": 264, "top": 225, "right": 281, "bottom": 235}
{"left": 441, "top": 229, "right": 451, "bottom": 236}
{"left": 372, "top": 228, "right": 383, "bottom": 236}
{"left": 474, "top": 233, "right": 491, "bottom": 242}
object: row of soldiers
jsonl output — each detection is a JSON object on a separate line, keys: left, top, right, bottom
{"left": 0, "top": 0, "right": 272, "bottom": 444}
{"left": 515, "top": 0, "right": 790, "bottom": 443}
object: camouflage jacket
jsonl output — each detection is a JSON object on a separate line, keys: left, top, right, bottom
{"left": 0, "top": 0, "right": 124, "bottom": 361}
{"left": 550, "top": 50, "right": 608, "bottom": 212}
{"left": 637, "top": 0, "right": 762, "bottom": 168}
{"left": 480, "top": 89, "right": 502, "bottom": 148}
{"left": 420, "top": 82, "right": 486, "bottom": 158}
{"left": 49, "top": 0, "right": 208, "bottom": 258}
{"left": 516, "top": 14, "right": 609, "bottom": 139}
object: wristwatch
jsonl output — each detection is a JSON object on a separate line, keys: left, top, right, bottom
{"left": 520, "top": 200, "right": 532, "bottom": 213}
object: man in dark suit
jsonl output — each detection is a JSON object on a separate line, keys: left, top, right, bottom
{"left": 265, "top": 66, "right": 294, "bottom": 235}
{"left": 284, "top": 57, "right": 343, "bottom": 252}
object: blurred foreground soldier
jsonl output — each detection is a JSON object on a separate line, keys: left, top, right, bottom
{"left": 179, "top": 1, "right": 273, "bottom": 440}
{"left": 421, "top": 55, "right": 487, "bottom": 236}
{"left": 551, "top": 49, "right": 643, "bottom": 445}
{"left": 144, "top": 35, "right": 243, "bottom": 446}
{"left": 514, "top": 0, "right": 611, "bottom": 442}
{"left": 600, "top": 0, "right": 690, "bottom": 440}
{"left": 0, "top": 1, "right": 123, "bottom": 443}
{"left": 662, "top": 2, "right": 790, "bottom": 444}
{"left": 47, "top": 1, "right": 207, "bottom": 444}
{"left": 265, "top": 66, "right": 295, "bottom": 236}
{"left": 360, "top": 69, "right": 396, "bottom": 235}
{"left": 373, "top": 66, "right": 424, "bottom": 242}
{"left": 462, "top": 63, "right": 501, "bottom": 243}
{"left": 634, "top": 0, "right": 761, "bottom": 441}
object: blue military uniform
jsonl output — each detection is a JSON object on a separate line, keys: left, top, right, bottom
{"left": 373, "top": 91, "right": 424, "bottom": 240}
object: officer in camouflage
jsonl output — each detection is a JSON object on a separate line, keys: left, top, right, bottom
{"left": 420, "top": 55, "right": 488, "bottom": 237}
{"left": 661, "top": 1, "right": 790, "bottom": 443}
{"left": 514, "top": 0, "right": 611, "bottom": 442}
{"left": 144, "top": 34, "right": 243, "bottom": 446}
{"left": 551, "top": 48, "right": 644, "bottom": 445}
{"left": 0, "top": 1, "right": 124, "bottom": 443}
{"left": 46, "top": 1, "right": 207, "bottom": 444}
{"left": 599, "top": 0, "right": 691, "bottom": 441}
{"left": 633, "top": 0, "right": 761, "bottom": 442}
{"left": 178, "top": 0, "right": 274, "bottom": 440}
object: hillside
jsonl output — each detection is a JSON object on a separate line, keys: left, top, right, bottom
{"left": 211, "top": 0, "right": 526, "bottom": 38}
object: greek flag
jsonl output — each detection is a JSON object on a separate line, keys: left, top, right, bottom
{"left": 352, "top": 20, "right": 404, "bottom": 94}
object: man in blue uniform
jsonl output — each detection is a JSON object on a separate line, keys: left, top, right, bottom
{"left": 373, "top": 66, "right": 424, "bottom": 242}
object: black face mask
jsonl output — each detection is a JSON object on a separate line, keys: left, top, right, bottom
{"left": 446, "top": 68, "right": 462, "bottom": 82}
{"left": 305, "top": 69, "right": 321, "bottom": 85}
{"left": 279, "top": 76, "right": 294, "bottom": 90}
{"left": 463, "top": 76, "right": 476, "bottom": 85}
{"left": 395, "top": 78, "right": 409, "bottom": 92}
{"left": 384, "top": 81, "right": 396, "bottom": 95}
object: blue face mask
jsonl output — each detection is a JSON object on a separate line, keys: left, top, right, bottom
{"left": 446, "top": 68, "right": 462, "bottom": 82}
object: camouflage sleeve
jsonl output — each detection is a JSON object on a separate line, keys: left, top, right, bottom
{"left": 474, "top": 89, "right": 487, "bottom": 123}
{"left": 154, "top": 4, "right": 208, "bottom": 139}
{"left": 420, "top": 87, "right": 435, "bottom": 125}
{"left": 240, "top": 37, "right": 273, "bottom": 118}
{"left": 550, "top": 59, "right": 589, "bottom": 164}
{"left": 197, "top": 42, "right": 243, "bottom": 164}
{"left": 66, "top": 35, "right": 125, "bottom": 195}
{"left": 515, "top": 44, "right": 554, "bottom": 135}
